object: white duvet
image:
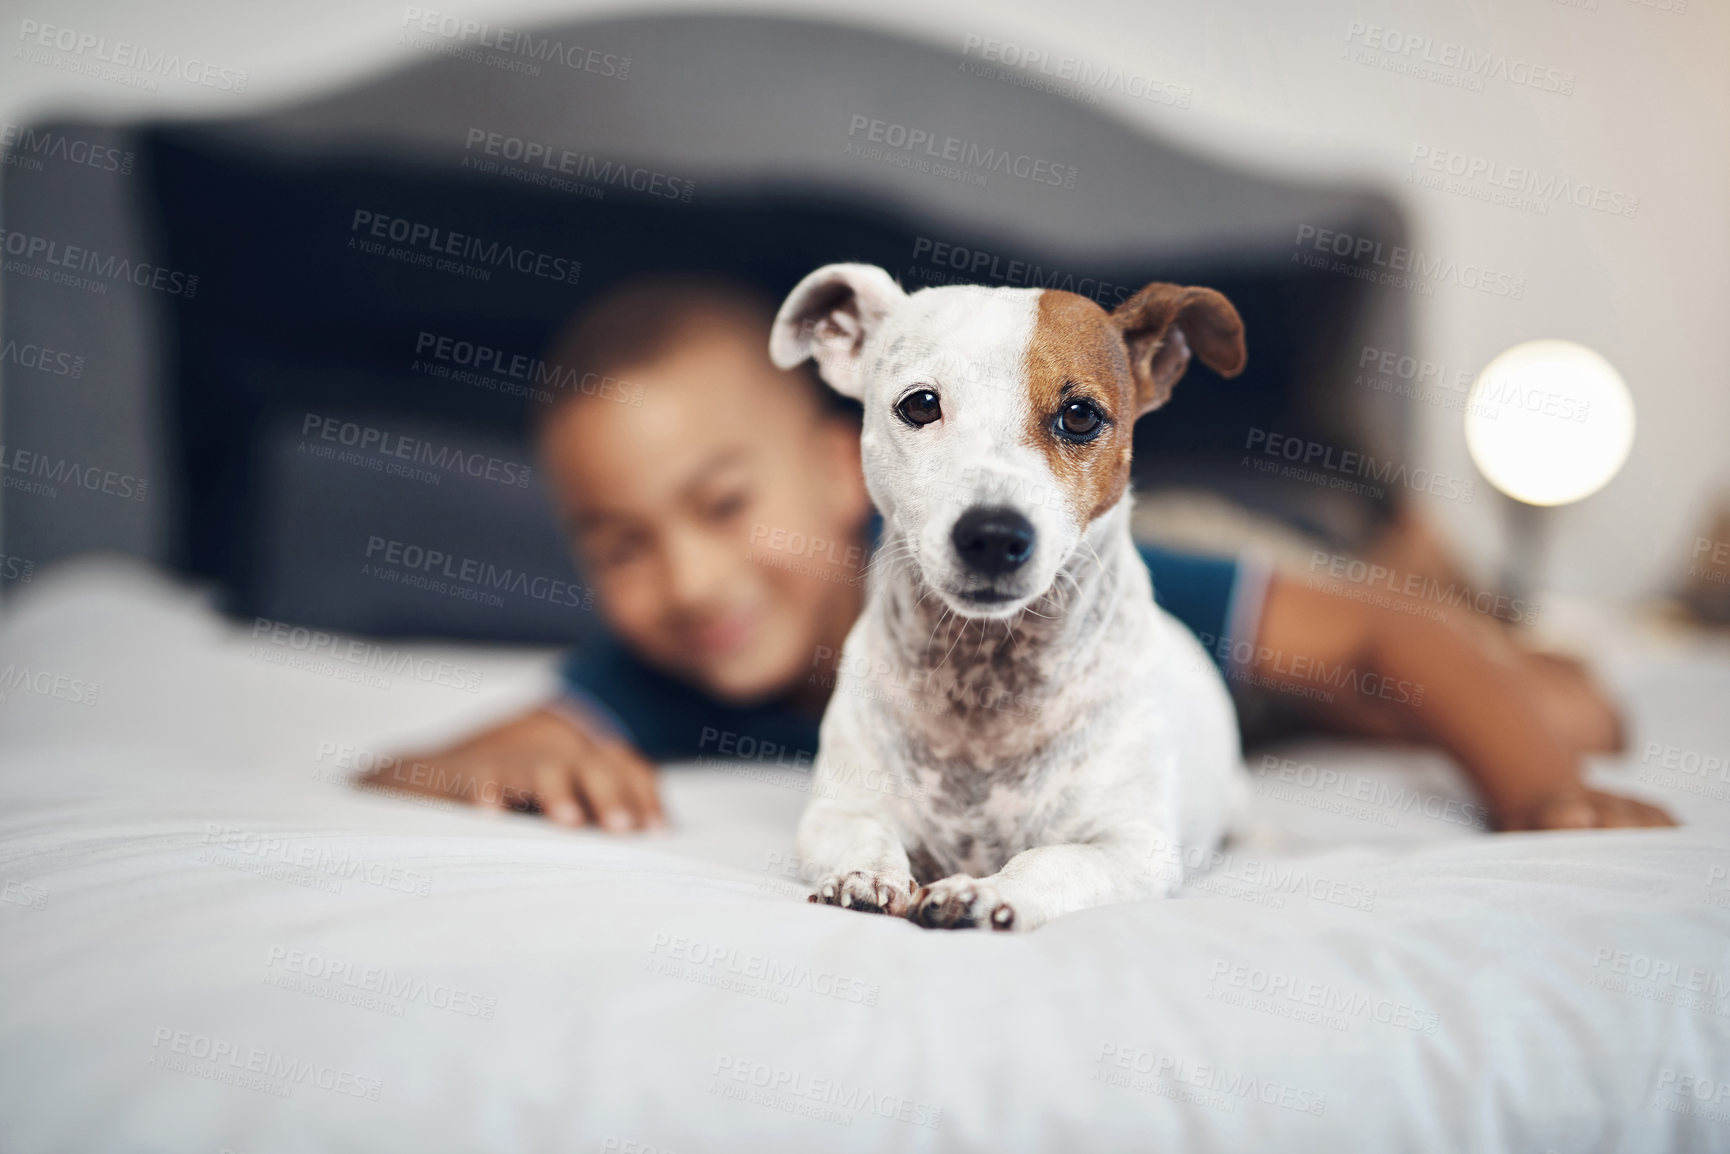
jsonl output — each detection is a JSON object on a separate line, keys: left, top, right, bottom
{"left": 1, "top": 560, "right": 1728, "bottom": 1153}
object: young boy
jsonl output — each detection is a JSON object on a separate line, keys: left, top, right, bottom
{"left": 361, "top": 276, "right": 1673, "bottom": 834}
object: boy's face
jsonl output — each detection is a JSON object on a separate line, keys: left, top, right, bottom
{"left": 539, "top": 319, "right": 871, "bottom": 704}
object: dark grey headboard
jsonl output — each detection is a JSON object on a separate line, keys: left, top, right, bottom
{"left": 0, "top": 13, "right": 1409, "bottom": 643}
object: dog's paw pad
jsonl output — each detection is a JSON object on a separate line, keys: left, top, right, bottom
{"left": 909, "top": 875, "right": 1015, "bottom": 931}
{"left": 812, "top": 870, "right": 914, "bottom": 916}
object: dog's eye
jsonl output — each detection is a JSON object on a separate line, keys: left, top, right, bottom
{"left": 1054, "top": 399, "right": 1105, "bottom": 442}
{"left": 896, "top": 390, "right": 942, "bottom": 427}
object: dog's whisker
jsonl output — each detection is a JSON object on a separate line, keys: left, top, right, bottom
{"left": 970, "top": 618, "right": 991, "bottom": 665}
{"left": 864, "top": 544, "right": 915, "bottom": 583}
{"left": 1050, "top": 571, "right": 1080, "bottom": 616}
{"left": 922, "top": 601, "right": 952, "bottom": 656}
{"left": 934, "top": 608, "right": 972, "bottom": 675}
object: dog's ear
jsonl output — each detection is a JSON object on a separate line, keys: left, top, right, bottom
{"left": 769, "top": 263, "right": 905, "bottom": 400}
{"left": 1111, "top": 283, "right": 1246, "bottom": 417}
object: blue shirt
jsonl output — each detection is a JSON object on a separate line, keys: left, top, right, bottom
{"left": 559, "top": 541, "right": 1264, "bottom": 762}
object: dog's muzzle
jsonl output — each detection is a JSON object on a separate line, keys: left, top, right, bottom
{"left": 951, "top": 506, "right": 1035, "bottom": 596}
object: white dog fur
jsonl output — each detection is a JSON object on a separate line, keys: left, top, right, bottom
{"left": 770, "top": 263, "right": 1250, "bottom": 931}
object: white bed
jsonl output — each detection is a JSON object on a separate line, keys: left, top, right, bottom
{"left": 2, "top": 560, "right": 1727, "bottom": 1153}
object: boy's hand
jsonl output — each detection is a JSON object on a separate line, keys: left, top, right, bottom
{"left": 358, "top": 705, "right": 665, "bottom": 832}
{"left": 1257, "top": 574, "right": 1677, "bottom": 835}
{"left": 1508, "top": 786, "right": 1675, "bottom": 832}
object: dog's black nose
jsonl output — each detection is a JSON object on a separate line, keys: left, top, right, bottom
{"left": 951, "top": 507, "right": 1036, "bottom": 576}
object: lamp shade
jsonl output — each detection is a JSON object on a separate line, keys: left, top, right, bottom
{"left": 1464, "top": 339, "right": 1636, "bottom": 507}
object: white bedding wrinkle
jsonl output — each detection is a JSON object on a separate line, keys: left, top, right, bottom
{"left": 1, "top": 559, "right": 1727, "bottom": 1153}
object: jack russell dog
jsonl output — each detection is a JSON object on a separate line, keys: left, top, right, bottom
{"left": 769, "top": 263, "right": 1250, "bottom": 932}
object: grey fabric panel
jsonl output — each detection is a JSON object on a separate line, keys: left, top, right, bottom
{"left": 1, "top": 122, "right": 167, "bottom": 579}
{"left": 259, "top": 14, "right": 1393, "bottom": 265}
{"left": 251, "top": 408, "right": 593, "bottom": 645}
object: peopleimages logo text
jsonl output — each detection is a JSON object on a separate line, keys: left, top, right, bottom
{"left": 364, "top": 536, "right": 593, "bottom": 610}
{"left": 414, "top": 331, "right": 642, "bottom": 406}
{"left": 0, "top": 228, "right": 198, "bottom": 296}
{"left": 300, "top": 414, "right": 532, "bottom": 488}
{"left": 349, "top": 210, "right": 581, "bottom": 284}
{"left": 0, "top": 122, "right": 134, "bottom": 174}
{"left": 16, "top": 20, "right": 249, "bottom": 91}
{"left": 1244, "top": 427, "right": 1476, "bottom": 503}
{"left": 150, "top": 1026, "right": 381, "bottom": 1099}
{"left": 909, "top": 237, "right": 1137, "bottom": 307}
{"left": 846, "top": 115, "right": 1077, "bottom": 189}
{"left": 463, "top": 129, "right": 694, "bottom": 202}
{"left": 1343, "top": 21, "right": 1574, "bottom": 94}
{"left": 400, "top": 8, "right": 630, "bottom": 78}
{"left": 1294, "top": 224, "right": 1524, "bottom": 300}
{"left": 0, "top": 339, "right": 83, "bottom": 378}
{"left": 1408, "top": 145, "right": 1638, "bottom": 219}
{"left": 0, "top": 444, "right": 148, "bottom": 500}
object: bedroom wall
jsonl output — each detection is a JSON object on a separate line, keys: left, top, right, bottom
{"left": 1, "top": 0, "right": 1724, "bottom": 601}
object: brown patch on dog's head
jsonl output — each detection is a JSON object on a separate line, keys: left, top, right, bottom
{"left": 1024, "top": 285, "right": 1245, "bottom": 523}
{"left": 1024, "top": 291, "right": 1137, "bottom": 523}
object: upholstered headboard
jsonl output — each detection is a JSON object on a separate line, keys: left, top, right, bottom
{"left": 0, "top": 13, "right": 1409, "bottom": 643}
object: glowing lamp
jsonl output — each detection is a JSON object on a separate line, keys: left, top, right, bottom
{"left": 1464, "top": 340, "right": 1635, "bottom": 507}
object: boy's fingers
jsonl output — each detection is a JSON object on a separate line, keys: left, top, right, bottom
{"left": 454, "top": 758, "right": 501, "bottom": 809}
{"left": 532, "top": 761, "right": 583, "bottom": 826}
{"left": 361, "top": 755, "right": 460, "bottom": 800}
{"left": 1527, "top": 791, "right": 1594, "bottom": 830}
{"left": 564, "top": 726, "right": 662, "bottom": 830}
{"left": 605, "top": 742, "right": 666, "bottom": 829}
{"left": 571, "top": 753, "right": 634, "bottom": 832}
{"left": 1630, "top": 799, "right": 1677, "bottom": 827}
{"left": 1596, "top": 791, "right": 1675, "bottom": 828}
{"left": 355, "top": 761, "right": 410, "bottom": 795}
{"left": 383, "top": 755, "right": 472, "bottom": 803}
{"left": 487, "top": 762, "right": 538, "bottom": 814}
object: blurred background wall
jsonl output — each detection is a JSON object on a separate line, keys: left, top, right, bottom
{"left": 1, "top": 0, "right": 1725, "bottom": 602}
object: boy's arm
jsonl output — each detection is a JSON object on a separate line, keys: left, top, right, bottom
{"left": 358, "top": 704, "right": 665, "bottom": 831}
{"left": 1251, "top": 575, "right": 1673, "bottom": 831}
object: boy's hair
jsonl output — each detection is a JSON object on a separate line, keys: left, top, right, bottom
{"left": 534, "top": 274, "right": 858, "bottom": 426}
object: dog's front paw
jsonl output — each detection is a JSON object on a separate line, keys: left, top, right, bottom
{"left": 909, "top": 875, "right": 1016, "bottom": 931}
{"left": 809, "top": 869, "right": 916, "bottom": 916}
